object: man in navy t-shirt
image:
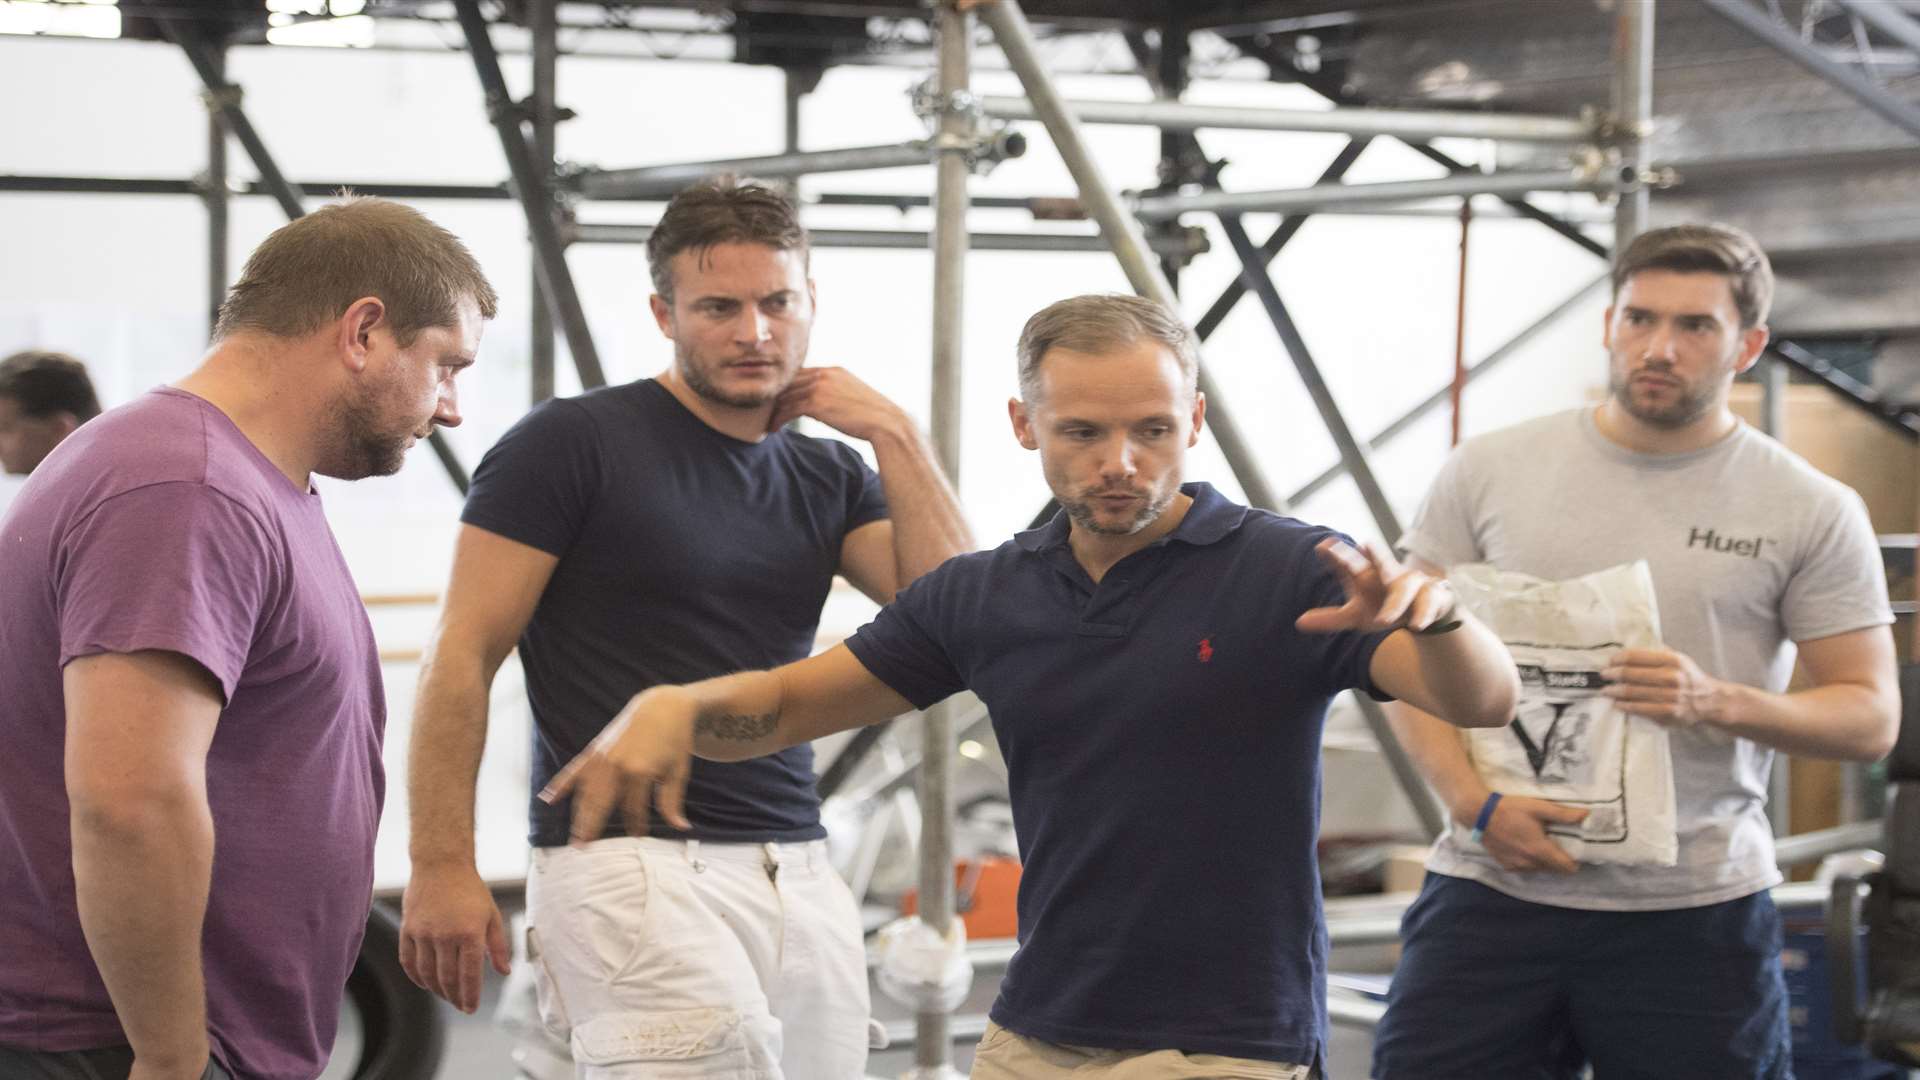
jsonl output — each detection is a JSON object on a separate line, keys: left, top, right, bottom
{"left": 544, "top": 293, "right": 1521, "bottom": 1077}
{"left": 398, "top": 178, "right": 972, "bottom": 1078}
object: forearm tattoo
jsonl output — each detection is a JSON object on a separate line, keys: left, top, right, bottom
{"left": 697, "top": 712, "right": 778, "bottom": 741}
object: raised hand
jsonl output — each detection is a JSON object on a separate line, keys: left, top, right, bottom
{"left": 1295, "top": 538, "right": 1458, "bottom": 635}
{"left": 768, "top": 366, "right": 909, "bottom": 441}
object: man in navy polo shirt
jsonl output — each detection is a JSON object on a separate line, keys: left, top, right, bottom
{"left": 544, "top": 293, "right": 1521, "bottom": 1077}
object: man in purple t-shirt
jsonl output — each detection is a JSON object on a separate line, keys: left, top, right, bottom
{"left": 0, "top": 198, "right": 496, "bottom": 1080}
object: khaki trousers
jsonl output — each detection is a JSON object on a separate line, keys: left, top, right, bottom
{"left": 968, "top": 1021, "right": 1314, "bottom": 1080}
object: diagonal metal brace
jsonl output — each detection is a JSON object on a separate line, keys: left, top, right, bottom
{"left": 1217, "top": 213, "right": 1404, "bottom": 545}
{"left": 452, "top": 0, "right": 608, "bottom": 390}
{"left": 166, "top": 22, "right": 474, "bottom": 494}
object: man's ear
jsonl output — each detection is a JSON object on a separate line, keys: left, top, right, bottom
{"left": 336, "top": 297, "right": 386, "bottom": 373}
{"left": 1009, "top": 397, "right": 1039, "bottom": 451}
{"left": 1601, "top": 305, "right": 1616, "bottom": 353}
{"left": 1188, "top": 390, "right": 1206, "bottom": 447}
{"left": 650, "top": 293, "right": 674, "bottom": 340}
{"left": 1733, "top": 324, "right": 1771, "bottom": 376}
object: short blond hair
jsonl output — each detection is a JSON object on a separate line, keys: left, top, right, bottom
{"left": 215, "top": 197, "right": 498, "bottom": 346}
{"left": 1016, "top": 293, "right": 1197, "bottom": 401}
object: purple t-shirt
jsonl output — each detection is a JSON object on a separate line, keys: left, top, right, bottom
{"left": 0, "top": 388, "right": 384, "bottom": 1080}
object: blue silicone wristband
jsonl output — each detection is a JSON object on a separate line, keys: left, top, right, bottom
{"left": 1469, "top": 792, "right": 1503, "bottom": 845}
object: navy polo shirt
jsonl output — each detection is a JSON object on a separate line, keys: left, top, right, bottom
{"left": 845, "top": 482, "right": 1389, "bottom": 1066}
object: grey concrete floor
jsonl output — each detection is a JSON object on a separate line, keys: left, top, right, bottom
{"left": 321, "top": 944, "right": 1384, "bottom": 1080}
{"left": 328, "top": 996, "right": 1376, "bottom": 1080}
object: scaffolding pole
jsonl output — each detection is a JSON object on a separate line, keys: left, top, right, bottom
{"left": 168, "top": 23, "right": 473, "bottom": 494}
{"left": 167, "top": 27, "right": 306, "bottom": 220}
{"left": 452, "top": 0, "right": 607, "bottom": 390}
{"left": 1612, "top": 0, "right": 1654, "bottom": 250}
{"left": 976, "top": 0, "right": 1282, "bottom": 513}
{"left": 1759, "top": 353, "right": 1789, "bottom": 828}
{"left": 1192, "top": 138, "right": 1370, "bottom": 342}
{"left": 1142, "top": 17, "right": 1197, "bottom": 290}
{"left": 529, "top": 0, "right": 558, "bottom": 404}
{"left": 1837, "top": 0, "right": 1920, "bottom": 56}
{"left": 1701, "top": 0, "right": 1920, "bottom": 141}
{"left": 1133, "top": 167, "right": 1608, "bottom": 221}
{"left": 1355, "top": 692, "right": 1446, "bottom": 842}
{"left": 912, "top": 9, "right": 971, "bottom": 1074}
{"left": 1216, "top": 214, "right": 1402, "bottom": 543}
{"left": 1226, "top": 37, "right": 1612, "bottom": 261}
{"left": 201, "top": 41, "right": 228, "bottom": 337}
{"left": 978, "top": 94, "right": 1595, "bottom": 143}
{"left": 564, "top": 222, "right": 1209, "bottom": 257}
{"left": 574, "top": 134, "right": 1024, "bottom": 201}
{"left": 1289, "top": 272, "right": 1611, "bottom": 507}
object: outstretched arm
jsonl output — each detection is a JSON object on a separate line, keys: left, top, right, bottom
{"left": 544, "top": 644, "right": 916, "bottom": 843}
{"left": 1297, "top": 538, "right": 1518, "bottom": 729}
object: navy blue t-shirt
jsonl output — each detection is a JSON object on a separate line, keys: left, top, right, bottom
{"left": 462, "top": 378, "right": 888, "bottom": 846}
{"left": 845, "top": 482, "right": 1388, "bottom": 1066}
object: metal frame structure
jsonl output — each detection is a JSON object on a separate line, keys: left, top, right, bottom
{"left": 16, "top": 0, "right": 1920, "bottom": 1068}
{"left": 161, "top": 17, "right": 479, "bottom": 493}
{"left": 0, "top": 0, "right": 1633, "bottom": 906}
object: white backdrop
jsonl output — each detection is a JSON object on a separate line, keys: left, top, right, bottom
{"left": 0, "top": 32, "right": 1616, "bottom": 880}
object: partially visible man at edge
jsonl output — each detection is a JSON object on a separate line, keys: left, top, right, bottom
{"left": 0, "top": 349, "right": 103, "bottom": 519}
{"left": 0, "top": 197, "right": 497, "bottom": 1080}
{"left": 0, "top": 349, "right": 102, "bottom": 477}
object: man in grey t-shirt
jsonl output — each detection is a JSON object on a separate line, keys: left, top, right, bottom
{"left": 1373, "top": 224, "right": 1900, "bottom": 1080}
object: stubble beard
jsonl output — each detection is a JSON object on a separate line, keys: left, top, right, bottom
{"left": 1607, "top": 358, "right": 1726, "bottom": 430}
{"left": 1060, "top": 484, "right": 1175, "bottom": 537}
{"left": 319, "top": 381, "right": 412, "bottom": 481}
{"left": 676, "top": 339, "right": 800, "bottom": 410}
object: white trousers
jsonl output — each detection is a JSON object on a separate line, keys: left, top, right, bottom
{"left": 524, "top": 837, "right": 871, "bottom": 1080}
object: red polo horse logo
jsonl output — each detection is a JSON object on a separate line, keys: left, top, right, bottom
{"left": 1197, "top": 637, "right": 1214, "bottom": 663}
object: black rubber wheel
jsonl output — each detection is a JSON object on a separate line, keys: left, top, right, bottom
{"left": 343, "top": 900, "right": 446, "bottom": 1080}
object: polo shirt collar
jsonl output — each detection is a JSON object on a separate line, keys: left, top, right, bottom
{"left": 1171, "top": 482, "right": 1248, "bottom": 546}
{"left": 1013, "top": 481, "right": 1248, "bottom": 553}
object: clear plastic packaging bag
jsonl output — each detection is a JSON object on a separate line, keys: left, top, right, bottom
{"left": 1449, "top": 560, "right": 1679, "bottom": 867}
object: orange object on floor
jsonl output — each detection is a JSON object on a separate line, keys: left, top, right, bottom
{"left": 900, "top": 856, "right": 1022, "bottom": 939}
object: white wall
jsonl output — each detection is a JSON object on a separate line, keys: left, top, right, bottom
{"left": 0, "top": 33, "right": 1614, "bottom": 874}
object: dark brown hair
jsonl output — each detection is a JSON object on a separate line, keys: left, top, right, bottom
{"left": 0, "top": 350, "right": 100, "bottom": 421}
{"left": 646, "top": 177, "right": 809, "bottom": 303}
{"left": 214, "top": 196, "right": 498, "bottom": 346}
{"left": 1614, "top": 223, "right": 1773, "bottom": 329}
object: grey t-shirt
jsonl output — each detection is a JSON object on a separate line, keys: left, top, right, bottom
{"left": 1406, "top": 407, "right": 1890, "bottom": 910}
